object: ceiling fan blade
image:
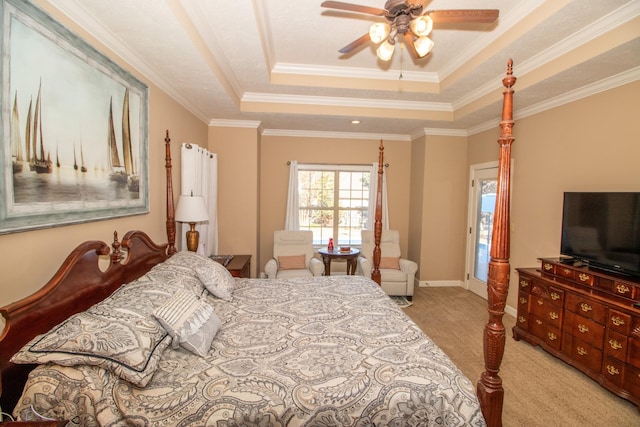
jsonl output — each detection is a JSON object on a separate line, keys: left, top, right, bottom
{"left": 403, "top": 32, "right": 420, "bottom": 59}
{"left": 321, "top": 1, "right": 387, "bottom": 16}
{"left": 339, "top": 33, "right": 372, "bottom": 54}
{"left": 427, "top": 9, "right": 499, "bottom": 24}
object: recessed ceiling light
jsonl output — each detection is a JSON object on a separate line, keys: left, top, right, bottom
{"left": 351, "top": 120, "right": 361, "bottom": 124}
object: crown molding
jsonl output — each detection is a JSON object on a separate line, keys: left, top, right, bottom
{"left": 272, "top": 62, "right": 439, "bottom": 83}
{"left": 210, "top": 119, "right": 262, "bottom": 129}
{"left": 260, "top": 129, "right": 409, "bottom": 141}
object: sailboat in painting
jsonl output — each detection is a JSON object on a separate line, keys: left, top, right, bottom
{"left": 11, "top": 92, "right": 24, "bottom": 174}
{"left": 32, "top": 81, "right": 52, "bottom": 174}
{"left": 107, "top": 89, "right": 138, "bottom": 192}
{"left": 107, "top": 96, "right": 126, "bottom": 184}
{"left": 122, "top": 88, "right": 138, "bottom": 192}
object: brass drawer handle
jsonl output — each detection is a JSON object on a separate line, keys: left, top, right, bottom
{"left": 544, "top": 263, "right": 553, "bottom": 271}
{"left": 563, "top": 268, "right": 571, "bottom": 275}
{"left": 518, "top": 316, "right": 526, "bottom": 323}
{"left": 537, "top": 300, "right": 544, "bottom": 306}
{"left": 578, "top": 324, "right": 589, "bottom": 334}
{"left": 580, "top": 303, "right": 592, "bottom": 312}
{"left": 520, "top": 297, "right": 527, "bottom": 305}
{"left": 549, "top": 312, "right": 559, "bottom": 320}
{"left": 611, "top": 316, "right": 625, "bottom": 326}
{"left": 577, "top": 346, "right": 587, "bottom": 356}
{"left": 609, "top": 339, "right": 622, "bottom": 350}
{"left": 578, "top": 273, "right": 591, "bottom": 282}
{"left": 548, "top": 332, "right": 557, "bottom": 341}
{"left": 606, "top": 365, "right": 620, "bottom": 376}
{"left": 520, "top": 279, "right": 529, "bottom": 288}
{"left": 615, "top": 284, "right": 630, "bottom": 294}
{"left": 536, "top": 319, "right": 543, "bottom": 325}
{"left": 551, "top": 292, "right": 561, "bottom": 301}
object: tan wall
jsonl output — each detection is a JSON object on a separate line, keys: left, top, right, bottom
{"left": 468, "top": 80, "right": 640, "bottom": 309}
{"left": 419, "top": 135, "right": 469, "bottom": 281}
{"left": 0, "top": 5, "right": 207, "bottom": 313}
{"left": 258, "top": 135, "right": 412, "bottom": 275}
{"left": 209, "top": 126, "right": 260, "bottom": 276}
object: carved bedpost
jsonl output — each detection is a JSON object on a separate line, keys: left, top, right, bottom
{"left": 371, "top": 140, "right": 384, "bottom": 285}
{"left": 477, "top": 59, "right": 516, "bottom": 427}
{"left": 165, "top": 130, "right": 177, "bottom": 256}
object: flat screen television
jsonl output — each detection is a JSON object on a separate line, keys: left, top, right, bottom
{"left": 560, "top": 192, "right": 640, "bottom": 277}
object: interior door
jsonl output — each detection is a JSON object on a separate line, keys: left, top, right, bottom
{"left": 466, "top": 165, "right": 498, "bottom": 299}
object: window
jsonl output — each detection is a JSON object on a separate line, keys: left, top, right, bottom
{"left": 297, "top": 164, "right": 371, "bottom": 246}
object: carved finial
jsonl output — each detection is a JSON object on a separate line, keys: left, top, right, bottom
{"left": 110, "top": 231, "right": 122, "bottom": 263}
{"left": 503, "top": 59, "right": 517, "bottom": 88}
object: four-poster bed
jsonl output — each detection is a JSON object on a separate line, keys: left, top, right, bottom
{"left": 0, "top": 61, "right": 516, "bottom": 426}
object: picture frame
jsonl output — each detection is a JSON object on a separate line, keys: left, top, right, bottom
{"left": 0, "top": 0, "right": 149, "bottom": 235}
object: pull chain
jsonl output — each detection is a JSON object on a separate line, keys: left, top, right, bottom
{"left": 399, "top": 43, "right": 404, "bottom": 80}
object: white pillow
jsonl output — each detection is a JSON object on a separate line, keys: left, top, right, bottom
{"left": 153, "top": 290, "right": 221, "bottom": 357}
{"left": 195, "top": 261, "right": 235, "bottom": 301}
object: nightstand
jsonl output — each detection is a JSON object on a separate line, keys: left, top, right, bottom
{"left": 210, "top": 254, "right": 251, "bottom": 278}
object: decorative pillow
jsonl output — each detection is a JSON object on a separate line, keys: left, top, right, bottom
{"left": 195, "top": 261, "right": 235, "bottom": 301}
{"left": 153, "top": 289, "right": 221, "bottom": 357}
{"left": 278, "top": 254, "right": 306, "bottom": 270}
{"left": 380, "top": 256, "right": 401, "bottom": 270}
{"left": 11, "top": 282, "right": 171, "bottom": 387}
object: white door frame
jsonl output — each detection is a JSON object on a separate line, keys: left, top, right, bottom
{"left": 465, "top": 161, "right": 499, "bottom": 299}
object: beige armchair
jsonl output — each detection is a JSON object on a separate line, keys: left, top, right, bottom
{"left": 265, "top": 230, "right": 324, "bottom": 279}
{"left": 358, "top": 229, "right": 418, "bottom": 299}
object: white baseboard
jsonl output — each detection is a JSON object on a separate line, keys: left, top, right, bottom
{"left": 418, "top": 280, "right": 463, "bottom": 287}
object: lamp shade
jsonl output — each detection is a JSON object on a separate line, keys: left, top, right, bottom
{"left": 369, "top": 22, "right": 390, "bottom": 44}
{"left": 376, "top": 39, "right": 395, "bottom": 61}
{"left": 410, "top": 15, "right": 433, "bottom": 37}
{"left": 414, "top": 36, "right": 434, "bottom": 57}
{"left": 175, "top": 194, "right": 209, "bottom": 223}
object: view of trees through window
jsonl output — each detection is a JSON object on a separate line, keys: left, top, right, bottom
{"left": 298, "top": 168, "right": 370, "bottom": 246}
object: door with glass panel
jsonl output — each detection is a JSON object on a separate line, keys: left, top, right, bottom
{"left": 466, "top": 165, "right": 498, "bottom": 299}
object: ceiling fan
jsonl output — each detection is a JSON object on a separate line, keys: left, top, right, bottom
{"left": 321, "top": 0, "right": 499, "bottom": 61}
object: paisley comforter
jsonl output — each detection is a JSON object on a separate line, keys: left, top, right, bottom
{"left": 13, "top": 253, "right": 485, "bottom": 426}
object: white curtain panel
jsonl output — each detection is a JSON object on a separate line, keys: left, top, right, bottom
{"left": 284, "top": 160, "right": 299, "bottom": 230}
{"left": 180, "top": 143, "right": 218, "bottom": 255}
{"left": 366, "top": 162, "right": 389, "bottom": 230}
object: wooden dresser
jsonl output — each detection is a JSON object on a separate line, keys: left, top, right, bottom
{"left": 513, "top": 258, "right": 640, "bottom": 410}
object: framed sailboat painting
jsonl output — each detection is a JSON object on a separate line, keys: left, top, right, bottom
{"left": 0, "top": 0, "right": 149, "bottom": 234}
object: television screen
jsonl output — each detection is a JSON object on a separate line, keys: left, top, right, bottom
{"left": 560, "top": 192, "right": 640, "bottom": 277}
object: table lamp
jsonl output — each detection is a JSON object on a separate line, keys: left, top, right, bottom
{"left": 175, "top": 193, "right": 209, "bottom": 252}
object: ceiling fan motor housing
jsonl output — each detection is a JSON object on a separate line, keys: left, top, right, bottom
{"left": 384, "top": 0, "right": 423, "bottom": 35}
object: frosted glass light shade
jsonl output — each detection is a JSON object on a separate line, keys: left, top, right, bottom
{"left": 410, "top": 15, "right": 433, "bottom": 37}
{"left": 414, "top": 36, "right": 434, "bottom": 57}
{"left": 369, "top": 22, "right": 390, "bottom": 44}
{"left": 175, "top": 194, "right": 209, "bottom": 223}
{"left": 376, "top": 40, "right": 395, "bottom": 61}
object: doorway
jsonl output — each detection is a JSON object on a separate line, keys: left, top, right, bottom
{"left": 465, "top": 163, "right": 498, "bottom": 299}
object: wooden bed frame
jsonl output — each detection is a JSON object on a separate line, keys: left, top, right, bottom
{"left": 0, "top": 61, "right": 516, "bottom": 427}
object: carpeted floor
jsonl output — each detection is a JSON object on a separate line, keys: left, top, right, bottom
{"left": 402, "top": 286, "right": 639, "bottom": 427}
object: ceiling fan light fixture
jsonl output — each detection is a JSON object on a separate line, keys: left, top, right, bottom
{"left": 376, "top": 39, "right": 395, "bottom": 61}
{"left": 410, "top": 15, "right": 433, "bottom": 37}
{"left": 369, "top": 22, "right": 390, "bottom": 44}
{"left": 414, "top": 36, "right": 434, "bottom": 57}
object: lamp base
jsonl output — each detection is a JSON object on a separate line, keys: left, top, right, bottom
{"left": 186, "top": 223, "right": 200, "bottom": 252}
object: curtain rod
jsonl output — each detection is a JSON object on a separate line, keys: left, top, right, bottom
{"left": 287, "top": 161, "right": 389, "bottom": 167}
{"left": 183, "top": 143, "right": 214, "bottom": 158}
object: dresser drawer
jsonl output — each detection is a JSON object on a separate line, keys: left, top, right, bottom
{"left": 565, "top": 311, "right": 605, "bottom": 348}
{"left": 628, "top": 335, "right": 640, "bottom": 370}
{"left": 602, "top": 356, "right": 625, "bottom": 388}
{"left": 565, "top": 293, "right": 607, "bottom": 324}
{"left": 557, "top": 265, "right": 575, "bottom": 280}
{"left": 607, "top": 309, "right": 631, "bottom": 335}
{"left": 518, "top": 275, "right": 533, "bottom": 293}
{"left": 571, "top": 338, "right": 603, "bottom": 373}
{"left": 530, "top": 297, "right": 562, "bottom": 328}
{"left": 604, "top": 330, "right": 628, "bottom": 362}
{"left": 613, "top": 281, "right": 636, "bottom": 299}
